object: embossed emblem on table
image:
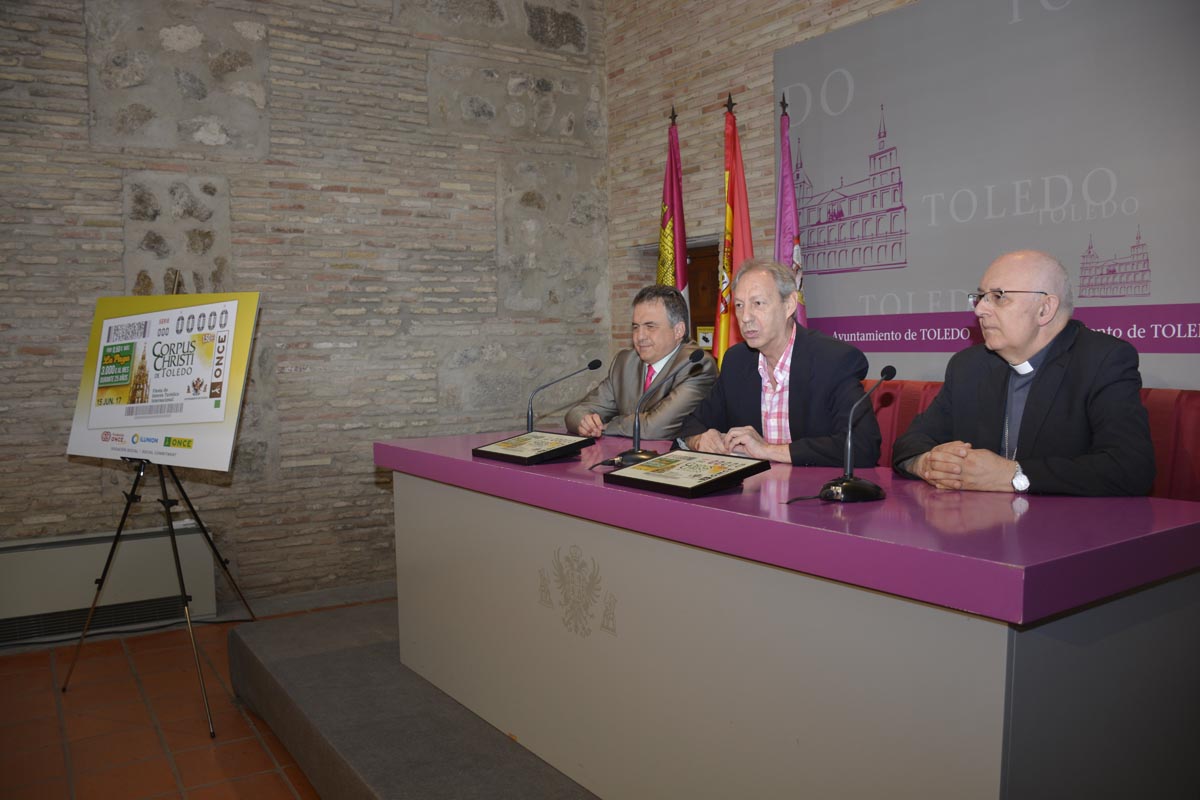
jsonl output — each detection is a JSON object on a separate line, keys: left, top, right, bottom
{"left": 600, "top": 591, "right": 616, "bottom": 635}
{"left": 551, "top": 545, "right": 602, "bottom": 637}
{"left": 538, "top": 567, "right": 553, "bottom": 608}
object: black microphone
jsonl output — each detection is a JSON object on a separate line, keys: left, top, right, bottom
{"left": 818, "top": 365, "right": 896, "bottom": 503}
{"left": 527, "top": 359, "right": 602, "bottom": 432}
{"left": 612, "top": 349, "right": 706, "bottom": 467}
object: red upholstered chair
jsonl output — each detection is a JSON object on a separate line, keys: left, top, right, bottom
{"left": 866, "top": 380, "right": 945, "bottom": 467}
{"left": 869, "top": 381, "right": 904, "bottom": 468}
{"left": 1140, "top": 388, "right": 1181, "bottom": 499}
{"left": 1167, "top": 391, "right": 1200, "bottom": 501}
{"left": 1141, "top": 388, "right": 1200, "bottom": 502}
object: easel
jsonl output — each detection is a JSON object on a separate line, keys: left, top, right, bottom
{"left": 61, "top": 457, "right": 256, "bottom": 738}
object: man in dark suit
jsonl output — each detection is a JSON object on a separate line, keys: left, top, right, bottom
{"left": 678, "top": 260, "right": 880, "bottom": 467}
{"left": 892, "top": 249, "right": 1154, "bottom": 496}
{"left": 565, "top": 285, "right": 716, "bottom": 441}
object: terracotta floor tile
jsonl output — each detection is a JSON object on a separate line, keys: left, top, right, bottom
{"left": 0, "top": 775, "right": 71, "bottom": 800}
{"left": 56, "top": 652, "right": 133, "bottom": 687}
{"left": 209, "top": 662, "right": 234, "bottom": 695}
{"left": 251, "top": 724, "right": 296, "bottom": 767}
{"left": 69, "top": 724, "right": 166, "bottom": 774}
{"left": 0, "top": 620, "right": 310, "bottom": 800}
{"left": 0, "top": 714, "right": 63, "bottom": 755}
{"left": 0, "top": 665, "right": 54, "bottom": 697}
{"left": 0, "top": 741, "right": 66, "bottom": 789}
{"left": 284, "top": 764, "right": 322, "bottom": 800}
{"left": 0, "top": 649, "right": 52, "bottom": 675}
{"left": 3, "top": 685, "right": 58, "bottom": 723}
{"left": 60, "top": 673, "right": 143, "bottom": 712}
{"left": 53, "top": 637, "right": 125, "bottom": 662}
{"left": 124, "top": 629, "right": 192, "bottom": 653}
{"left": 64, "top": 702, "right": 154, "bottom": 742}
{"left": 130, "top": 644, "right": 203, "bottom": 676}
{"left": 193, "top": 622, "right": 237, "bottom": 646}
{"left": 161, "top": 709, "right": 253, "bottom": 752}
{"left": 186, "top": 770, "right": 297, "bottom": 800}
{"left": 73, "top": 754, "right": 179, "bottom": 800}
{"left": 138, "top": 661, "right": 224, "bottom": 699}
{"left": 172, "top": 738, "right": 277, "bottom": 788}
{"left": 148, "top": 686, "right": 237, "bottom": 724}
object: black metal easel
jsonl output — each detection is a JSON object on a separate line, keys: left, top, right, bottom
{"left": 60, "top": 457, "right": 256, "bottom": 738}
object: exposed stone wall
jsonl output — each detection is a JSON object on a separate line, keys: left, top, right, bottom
{"left": 0, "top": 0, "right": 607, "bottom": 598}
{"left": 2, "top": 0, "right": 909, "bottom": 600}
{"left": 603, "top": 0, "right": 911, "bottom": 343}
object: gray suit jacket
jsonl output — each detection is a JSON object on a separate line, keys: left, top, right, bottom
{"left": 564, "top": 342, "right": 717, "bottom": 440}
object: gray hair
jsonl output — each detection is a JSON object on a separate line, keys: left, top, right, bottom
{"left": 730, "top": 259, "right": 797, "bottom": 302}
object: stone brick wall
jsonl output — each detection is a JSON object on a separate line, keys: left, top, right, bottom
{"left": 0, "top": 0, "right": 609, "bottom": 598}
{"left": 1, "top": 0, "right": 908, "bottom": 600}
{"left": 604, "top": 0, "right": 911, "bottom": 343}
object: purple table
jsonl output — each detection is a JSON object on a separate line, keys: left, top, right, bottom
{"left": 376, "top": 433, "right": 1200, "bottom": 799}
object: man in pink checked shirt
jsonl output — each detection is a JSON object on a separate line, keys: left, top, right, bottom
{"left": 679, "top": 260, "right": 880, "bottom": 467}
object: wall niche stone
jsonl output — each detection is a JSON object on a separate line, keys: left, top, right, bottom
{"left": 428, "top": 52, "right": 605, "bottom": 145}
{"left": 86, "top": 0, "right": 269, "bottom": 156}
{"left": 123, "top": 172, "right": 233, "bottom": 295}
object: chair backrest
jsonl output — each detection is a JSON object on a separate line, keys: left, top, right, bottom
{"left": 1140, "top": 388, "right": 1200, "bottom": 502}
{"left": 866, "top": 380, "right": 943, "bottom": 470}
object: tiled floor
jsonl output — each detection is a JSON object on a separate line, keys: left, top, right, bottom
{"left": 0, "top": 619, "right": 320, "bottom": 800}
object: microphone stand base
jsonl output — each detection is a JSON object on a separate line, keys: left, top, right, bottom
{"left": 613, "top": 448, "right": 660, "bottom": 467}
{"left": 818, "top": 475, "right": 886, "bottom": 503}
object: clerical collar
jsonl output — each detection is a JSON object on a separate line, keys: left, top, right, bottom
{"left": 1008, "top": 340, "right": 1053, "bottom": 375}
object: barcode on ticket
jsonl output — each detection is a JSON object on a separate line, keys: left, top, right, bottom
{"left": 106, "top": 320, "right": 148, "bottom": 343}
{"left": 124, "top": 402, "right": 183, "bottom": 417}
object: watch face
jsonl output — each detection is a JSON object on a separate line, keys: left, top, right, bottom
{"left": 1013, "top": 470, "right": 1030, "bottom": 492}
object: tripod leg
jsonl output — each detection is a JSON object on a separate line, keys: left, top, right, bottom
{"left": 62, "top": 459, "right": 147, "bottom": 692}
{"left": 157, "top": 465, "right": 216, "bottom": 738}
{"left": 166, "top": 466, "right": 256, "bottom": 621}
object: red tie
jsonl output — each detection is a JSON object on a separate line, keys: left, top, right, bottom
{"left": 643, "top": 365, "right": 656, "bottom": 392}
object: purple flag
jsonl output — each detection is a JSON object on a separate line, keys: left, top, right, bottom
{"left": 774, "top": 106, "right": 806, "bottom": 325}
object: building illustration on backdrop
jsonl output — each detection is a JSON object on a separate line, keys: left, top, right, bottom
{"left": 1077, "top": 229, "right": 1151, "bottom": 299}
{"left": 794, "top": 104, "right": 907, "bottom": 275}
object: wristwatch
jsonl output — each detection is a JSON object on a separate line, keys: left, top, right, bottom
{"left": 1011, "top": 462, "right": 1030, "bottom": 493}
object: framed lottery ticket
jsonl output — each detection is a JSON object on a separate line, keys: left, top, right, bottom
{"left": 67, "top": 293, "right": 260, "bottom": 472}
{"left": 603, "top": 450, "right": 770, "bottom": 498}
{"left": 472, "top": 431, "right": 595, "bottom": 466}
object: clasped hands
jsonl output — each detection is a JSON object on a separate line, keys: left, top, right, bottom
{"left": 685, "top": 426, "right": 790, "bottom": 463}
{"left": 913, "top": 441, "right": 1018, "bottom": 492}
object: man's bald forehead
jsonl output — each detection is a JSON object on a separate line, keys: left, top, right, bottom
{"left": 990, "top": 249, "right": 1056, "bottom": 274}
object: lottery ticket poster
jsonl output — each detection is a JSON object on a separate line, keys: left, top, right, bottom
{"left": 67, "top": 293, "right": 261, "bottom": 472}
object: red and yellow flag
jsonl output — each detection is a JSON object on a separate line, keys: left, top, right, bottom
{"left": 656, "top": 118, "right": 688, "bottom": 294}
{"left": 714, "top": 104, "right": 754, "bottom": 367}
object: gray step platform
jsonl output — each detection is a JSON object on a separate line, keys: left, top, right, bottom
{"left": 229, "top": 601, "right": 598, "bottom": 800}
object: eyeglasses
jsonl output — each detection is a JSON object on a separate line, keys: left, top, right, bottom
{"left": 967, "top": 289, "right": 1048, "bottom": 308}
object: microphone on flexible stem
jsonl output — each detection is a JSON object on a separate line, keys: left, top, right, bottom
{"left": 612, "top": 349, "right": 706, "bottom": 467}
{"left": 818, "top": 365, "right": 896, "bottom": 503}
{"left": 527, "top": 359, "right": 602, "bottom": 432}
